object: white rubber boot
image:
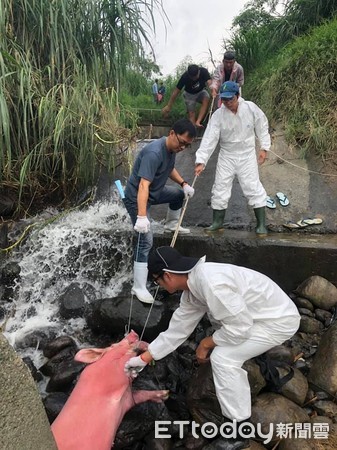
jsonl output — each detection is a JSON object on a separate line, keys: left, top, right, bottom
{"left": 164, "top": 208, "right": 190, "bottom": 234}
{"left": 131, "top": 262, "right": 154, "bottom": 304}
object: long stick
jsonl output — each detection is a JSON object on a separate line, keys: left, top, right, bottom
{"left": 170, "top": 175, "right": 198, "bottom": 248}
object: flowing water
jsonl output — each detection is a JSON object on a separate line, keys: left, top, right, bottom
{"left": 2, "top": 196, "right": 137, "bottom": 376}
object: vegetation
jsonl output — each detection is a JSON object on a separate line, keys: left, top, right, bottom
{"left": 1, "top": 0, "right": 336, "bottom": 217}
{"left": 228, "top": 0, "right": 337, "bottom": 158}
{"left": 0, "top": 0, "right": 164, "bottom": 214}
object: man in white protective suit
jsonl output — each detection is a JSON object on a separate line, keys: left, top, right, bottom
{"left": 194, "top": 81, "right": 270, "bottom": 235}
{"left": 125, "top": 246, "right": 300, "bottom": 446}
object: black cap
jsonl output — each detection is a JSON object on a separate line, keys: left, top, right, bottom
{"left": 148, "top": 246, "right": 201, "bottom": 275}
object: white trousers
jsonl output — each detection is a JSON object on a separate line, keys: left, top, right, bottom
{"left": 210, "top": 315, "right": 300, "bottom": 421}
{"left": 211, "top": 150, "right": 267, "bottom": 210}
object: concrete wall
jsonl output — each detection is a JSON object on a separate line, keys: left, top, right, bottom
{"left": 153, "top": 229, "right": 337, "bottom": 293}
{"left": 0, "top": 333, "right": 57, "bottom": 450}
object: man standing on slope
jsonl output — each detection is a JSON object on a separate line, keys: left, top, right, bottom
{"left": 195, "top": 81, "right": 270, "bottom": 235}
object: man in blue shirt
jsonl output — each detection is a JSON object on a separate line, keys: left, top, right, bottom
{"left": 123, "top": 119, "right": 196, "bottom": 303}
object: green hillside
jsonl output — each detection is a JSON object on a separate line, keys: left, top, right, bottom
{"left": 244, "top": 19, "right": 337, "bottom": 158}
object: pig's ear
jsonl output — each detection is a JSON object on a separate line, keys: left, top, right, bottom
{"left": 75, "top": 348, "right": 105, "bottom": 363}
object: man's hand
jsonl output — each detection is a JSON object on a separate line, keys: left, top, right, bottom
{"left": 196, "top": 336, "right": 216, "bottom": 364}
{"left": 195, "top": 163, "right": 205, "bottom": 177}
{"left": 183, "top": 184, "right": 195, "bottom": 198}
{"left": 134, "top": 216, "right": 150, "bottom": 233}
{"left": 162, "top": 105, "right": 171, "bottom": 117}
{"left": 258, "top": 150, "right": 267, "bottom": 165}
{"left": 124, "top": 355, "right": 148, "bottom": 377}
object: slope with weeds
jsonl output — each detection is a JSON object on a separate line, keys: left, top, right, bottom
{"left": 244, "top": 19, "right": 337, "bottom": 161}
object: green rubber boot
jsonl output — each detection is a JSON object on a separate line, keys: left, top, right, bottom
{"left": 254, "top": 207, "right": 268, "bottom": 235}
{"left": 205, "top": 209, "right": 226, "bottom": 233}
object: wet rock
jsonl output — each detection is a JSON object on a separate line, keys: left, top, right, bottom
{"left": 85, "top": 295, "right": 172, "bottom": 341}
{"left": 292, "top": 296, "right": 314, "bottom": 311}
{"left": 295, "top": 276, "right": 337, "bottom": 311}
{"left": 299, "top": 316, "right": 322, "bottom": 334}
{"left": 46, "top": 359, "right": 84, "bottom": 392}
{"left": 58, "top": 283, "right": 85, "bottom": 319}
{"left": 15, "top": 328, "right": 58, "bottom": 350}
{"left": 264, "top": 345, "right": 295, "bottom": 364}
{"left": 243, "top": 360, "right": 266, "bottom": 399}
{"left": 298, "top": 308, "right": 314, "bottom": 317}
{"left": 311, "top": 415, "right": 333, "bottom": 424}
{"left": 314, "top": 309, "right": 332, "bottom": 326}
{"left": 43, "top": 335, "right": 78, "bottom": 359}
{"left": 279, "top": 437, "right": 316, "bottom": 449}
{"left": 22, "top": 356, "right": 43, "bottom": 382}
{"left": 308, "top": 322, "right": 337, "bottom": 396}
{"left": 187, "top": 362, "right": 222, "bottom": 427}
{"left": 251, "top": 393, "right": 310, "bottom": 441}
{"left": 312, "top": 400, "right": 337, "bottom": 419}
{"left": 44, "top": 392, "right": 68, "bottom": 423}
{"left": 40, "top": 346, "right": 78, "bottom": 376}
{"left": 279, "top": 367, "right": 308, "bottom": 406}
{"left": 143, "top": 431, "right": 173, "bottom": 450}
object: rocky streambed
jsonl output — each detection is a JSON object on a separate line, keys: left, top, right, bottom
{"left": 11, "top": 273, "right": 337, "bottom": 450}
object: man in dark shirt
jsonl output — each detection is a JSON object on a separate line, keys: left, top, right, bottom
{"left": 123, "top": 118, "right": 196, "bottom": 304}
{"left": 162, "top": 64, "right": 213, "bottom": 128}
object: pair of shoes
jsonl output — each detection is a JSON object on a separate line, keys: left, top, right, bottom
{"left": 283, "top": 217, "right": 323, "bottom": 230}
{"left": 266, "top": 192, "right": 290, "bottom": 209}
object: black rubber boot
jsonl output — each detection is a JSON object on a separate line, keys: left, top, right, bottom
{"left": 254, "top": 207, "right": 268, "bottom": 235}
{"left": 205, "top": 209, "right": 226, "bottom": 233}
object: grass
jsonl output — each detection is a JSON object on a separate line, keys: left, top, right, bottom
{"left": 243, "top": 19, "right": 337, "bottom": 159}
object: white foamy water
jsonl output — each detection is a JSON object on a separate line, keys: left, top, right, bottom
{"left": 3, "top": 200, "right": 134, "bottom": 354}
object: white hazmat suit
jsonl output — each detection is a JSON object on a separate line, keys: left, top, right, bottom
{"left": 195, "top": 98, "right": 270, "bottom": 210}
{"left": 148, "top": 260, "right": 300, "bottom": 421}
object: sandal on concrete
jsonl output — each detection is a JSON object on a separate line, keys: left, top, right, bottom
{"left": 276, "top": 192, "right": 290, "bottom": 207}
{"left": 266, "top": 196, "right": 276, "bottom": 209}
{"left": 298, "top": 217, "right": 323, "bottom": 226}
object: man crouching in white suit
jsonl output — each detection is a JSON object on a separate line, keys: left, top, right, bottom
{"left": 125, "top": 246, "right": 300, "bottom": 448}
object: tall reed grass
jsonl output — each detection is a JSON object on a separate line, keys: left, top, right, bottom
{"left": 0, "top": 0, "right": 164, "bottom": 214}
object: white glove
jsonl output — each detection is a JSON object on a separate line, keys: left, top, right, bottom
{"left": 124, "top": 355, "right": 148, "bottom": 377}
{"left": 134, "top": 216, "right": 150, "bottom": 233}
{"left": 183, "top": 184, "right": 195, "bottom": 198}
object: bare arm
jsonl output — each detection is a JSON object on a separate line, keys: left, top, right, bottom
{"left": 137, "top": 178, "right": 151, "bottom": 216}
{"left": 169, "top": 168, "right": 185, "bottom": 186}
{"left": 196, "top": 336, "right": 216, "bottom": 364}
{"left": 162, "top": 88, "right": 181, "bottom": 114}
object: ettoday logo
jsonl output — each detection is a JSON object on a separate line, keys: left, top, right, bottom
{"left": 154, "top": 420, "right": 330, "bottom": 444}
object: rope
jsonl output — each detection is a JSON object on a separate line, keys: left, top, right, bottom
{"left": 266, "top": 149, "right": 337, "bottom": 178}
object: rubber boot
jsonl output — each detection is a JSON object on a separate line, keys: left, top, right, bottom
{"left": 254, "top": 207, "right": 268, "bottom": 235}
{"left": 164, "top": 208, "right": 190, "bottom": 234}
{"left": 205, "top": 209, "right": 226, "bottom": 233}
{"left": 131, "top": 262, "right": 154, "bottom": 304}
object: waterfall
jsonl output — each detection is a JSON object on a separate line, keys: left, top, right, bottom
{"left": 2, "top": 199, "right": 136, "bottom": 369}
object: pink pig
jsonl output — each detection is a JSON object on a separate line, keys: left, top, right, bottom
{"left": 51, "top": 330, "right": 169, "bottom": 450}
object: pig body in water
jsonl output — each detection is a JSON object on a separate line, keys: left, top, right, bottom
{"left": 51, "top": 331, "right": 169, "bottom": 449}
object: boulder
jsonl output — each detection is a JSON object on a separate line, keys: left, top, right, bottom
{"left": 295, "top": 276, "right": 337, "bottom": 311}
{"left": 251, "top": 393, "right": 310, "bottom": 441}
{"left": 308, "top": 321, "right": 337, "bottom": 395}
